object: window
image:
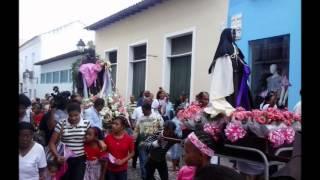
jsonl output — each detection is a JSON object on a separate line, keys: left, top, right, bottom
{"left": 40, "top": 73, "right": 45, "bottom": 84}
{"left": 53, "top": 71, "right": 60, "bottom": 83}
{"left": 106, "top": 50, "right": 117, "bottom": 87}
{"left": 60, "top": 70, "right": 69, "bottom": 83}
{"left": 46, "top": 72, "right": 52, "bottom": 83}
{"left": 31, "top": 53, "right": 35, "bottom": 71}
{"left": 29, "top": 89, "right": 32, "bottom": 99}
{"left": 250, "top": 34, "right": 290, "bottom": 107}
{"left": 69, "top": 69, "right": 72, "bottom": 82}
{"left": 168, "top": 34, "right": 192, "bottom": 102}
{"left": 24, "top": 56, "right": 28, "bottom": 65}
{"left": 33, "top": 89, "right": 37, "bottom": 98}
{"left": 130, "top": 44, "right": 146, "bottom": 99}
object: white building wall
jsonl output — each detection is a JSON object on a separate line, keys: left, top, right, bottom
{"left": 37, "top": 55, "right": 82, "bottom": 98}
{"left": 95, "top": 0, "right": 228, "bottom": 101}
{"left": 19, "top": 37, "right": 41, "bottom": 99}
{"left": 20, "top": 21, "right": 94, "bottom": 99}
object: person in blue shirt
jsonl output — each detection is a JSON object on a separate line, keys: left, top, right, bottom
{"left": 84, "top": 98, "right": 105, "bottom": 138}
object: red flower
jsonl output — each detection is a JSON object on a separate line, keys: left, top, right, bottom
{"left": 255, "top": 116, "right": 267, "bottom": 124}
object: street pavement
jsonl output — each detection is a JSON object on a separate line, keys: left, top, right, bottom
{"left": 127, "top": 155, "right": 234, "bottom": 180}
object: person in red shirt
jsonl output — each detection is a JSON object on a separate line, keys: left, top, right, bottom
{"left": 84, "top": 127, "right": 107, "bottom": 180}
{"left": 104, "top": 116, "right": 134, "bottom": 180}
{"left": 32, "top": 103, "right": 44, "bottom": 128}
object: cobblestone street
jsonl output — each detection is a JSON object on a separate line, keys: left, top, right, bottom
{"left": 127, "top": 159, "right": 178, "bottom": 180}
{"left": 127, "top": 156, "right": 234, "bottom": 180}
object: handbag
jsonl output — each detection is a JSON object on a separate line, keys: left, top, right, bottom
{"left": 45, "top": 120, "right": 65, "bottom": 162}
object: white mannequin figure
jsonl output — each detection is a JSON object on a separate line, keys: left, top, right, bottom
{"left": 269, "top": 64, "right": 280, "bottom": 78}
{"left": 266, "top": 64, "right": 282, "bottom": 95}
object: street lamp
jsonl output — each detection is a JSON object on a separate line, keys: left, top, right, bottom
{"left": 76, "top": 39, "right": 86, "bottom": 52}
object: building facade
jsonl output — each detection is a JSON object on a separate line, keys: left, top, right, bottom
{"left": 19, "top": 21, "right": 94, "bottom": 99}
{"left": 88, "top": 0, "right": 229, "bottom": 102}
{"left": 228, "top": 0, "right": 301, "bottom": 109}
{"left": 19, "top": 36, "right": 41, "bottom": 98}
{"left": 35, "top": 51, "right": 86, "bottom": 98}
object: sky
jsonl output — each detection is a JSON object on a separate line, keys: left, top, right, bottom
{"left": 19, "top": 0, "right": 142, "bottom": 45}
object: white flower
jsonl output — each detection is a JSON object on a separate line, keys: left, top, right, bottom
{"left": 108, "top": 97, "right": 113, "bottom": 104}
{"left": 115, "top": 111, "right": 121, "bottom": 117}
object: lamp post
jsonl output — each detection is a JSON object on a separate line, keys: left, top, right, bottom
{"left": 76, "top": 39, "right": 86, "bottom": 53}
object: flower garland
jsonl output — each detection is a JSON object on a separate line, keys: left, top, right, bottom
{"left": 176, "top": 102, "right": 204, "bottom": 130}
{"left": 231, "top": 107, "right": 301, "bottom": 126}
{"left": 100, "top": 92, "right": 129, "bottom": 127}
{"left": 194, "top": 106, "right": 302, "bottom": 146}
{"left": 177, "top": 102, "right": 203, "bottom": 121}
{"left": 228, "top": 107, "right": 301, "bottom": 146}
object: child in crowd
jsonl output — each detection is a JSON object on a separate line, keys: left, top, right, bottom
{"left": 84, "top": 127, "right": 107, "bottom": 180}
{"left": 32, "top": 103, "right": 45, "bottom": 128}
{"left": 170, "top": 115, "right": 183, "bottom": 171}
{"left": 177, "top": 130, "right": 223, "bottom": 180}
{"left": 142, "top": 121, "right": 181, "bottom": 180}
{"left": 104, "top": 116, "right": 134, "bottom": 180}
{"left": 45, "top": 161, "right": 67, "bottom": 180}
{"left": 259, "top": 91, "right": 278, "bottom": 110}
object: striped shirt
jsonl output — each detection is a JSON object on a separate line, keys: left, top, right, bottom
{"left": 54, "top": 118, "right": 91, "bottom": 157}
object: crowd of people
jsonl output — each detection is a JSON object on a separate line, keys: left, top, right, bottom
{"left": 19, "top": 86, "right": 249, "bottom": 180}
{"left": 19, "top": 28, "right": 300, "bottom": 180}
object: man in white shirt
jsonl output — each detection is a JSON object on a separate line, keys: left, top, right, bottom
{"left": 134, "top": 101, "right": 164, "bottom": 180}
{"left": 131, "top": 98, "right": 154, "bottom": 127}
{"left": 131, "top": 97, "right": 154, "bottom": 168}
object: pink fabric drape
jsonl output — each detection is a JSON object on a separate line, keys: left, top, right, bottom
{"left": 79, "top": 63, "right": 102, "bottom": 88}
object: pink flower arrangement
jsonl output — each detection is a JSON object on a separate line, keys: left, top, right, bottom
{"left": 268, "top": 127, "right": 296, "bottom": 147}
{"left": 268, "top": 129, "right": 285, "bottom": 147}
{"left": 248, "top": 107, "right": 301, "bottom": 126}
{"left": 204, "top": 123, "right": 221, "bottom": 141}
{"left": 281, "top": 127, "right": 295, "bottom": 144}
{"left": 224, "top": 122, "right": 247, "bottom": 142}
{"left": 293, "top": 113, "right": 301, "bottom": 122}
{"left": 177, "top": 102, "right": 203, "bottom": 122}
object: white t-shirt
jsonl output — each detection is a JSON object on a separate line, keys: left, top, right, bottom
{"left": 131, "top": 106, "right": 154, "bottom": 121}
{"left": 259, "top": 103, "right": 277, "bottom": 110}
{"left": 293, "top": 101, "right": 301, "bottom": 115}
{"left": 19, "top": 142, "right": 47, "bottom": 180}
